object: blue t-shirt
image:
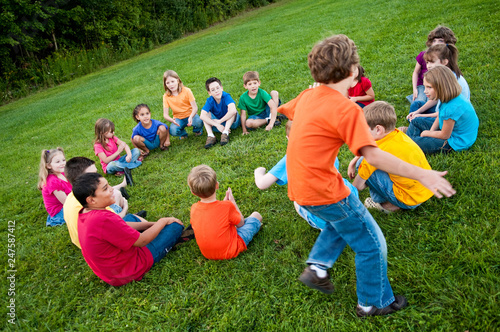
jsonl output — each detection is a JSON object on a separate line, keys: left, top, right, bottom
{"left": 131, "top": 119, "right": 168, "bottom": 142}
{"left": 438, "top": 94, "right": 479, "bottom": 151}
{"left": 269, "top": 155, "right": 358, "bottom": 197}
{"left": 202, "top": 91, "right": 236, "bottom": 120}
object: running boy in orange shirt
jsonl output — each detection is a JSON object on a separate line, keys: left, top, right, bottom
{"left": 277, "top": 34, "right": 455, "bottom": 317}
{"left": 187, "top": 165, "right": 262, "bottom": 260}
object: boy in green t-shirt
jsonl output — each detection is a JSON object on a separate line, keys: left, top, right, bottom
{"left": 238, "top": 71, "right": 281, "bottom": 134}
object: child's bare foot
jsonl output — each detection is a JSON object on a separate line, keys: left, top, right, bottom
{"left": 381, "top": 202, "right": 401, "bottom": 212}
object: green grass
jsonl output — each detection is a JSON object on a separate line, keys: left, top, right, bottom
{"left": 1, "top": 0, "right": 499, "bottom": 330}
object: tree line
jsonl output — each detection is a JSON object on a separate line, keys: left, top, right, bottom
{"left": 0, "top": 0, "right": 274, "bottom": 104}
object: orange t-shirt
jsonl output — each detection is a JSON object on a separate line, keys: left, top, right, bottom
{"left": 190, "top": 200, "right": 246, "bottom": 260}
{"left": 163, "top": 86, "right": 196, "bottom": 119}
{"left": 278, "top": 85, "right": 377, "bottom": 206}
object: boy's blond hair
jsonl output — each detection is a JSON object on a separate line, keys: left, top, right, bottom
{"left": 363, "top": 101, "right": 397, "bottom": 131}
{"left": 243, "top": 71, "right": 260, "bottom": 85}
{"left": 424, "top": 65, "right": 461, "bottom": 103}
{"left": 308, "top": 34, "right": 359, "bottom": 84}
{"left": 187, "top": 165, "right": 217, "bottom": 198}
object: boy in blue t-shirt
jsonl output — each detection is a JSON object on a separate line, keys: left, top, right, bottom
{"left": 254, "top": 121, "right": 358, "bottom": 229}
{"left": 200, "top": 77, "right": 241, "bottom": 149}
{"left": 238, "top": 71, "right": 281, "bottom": 134}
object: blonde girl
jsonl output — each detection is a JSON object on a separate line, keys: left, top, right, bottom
{"left": 163, "top": 70, "right": 203, "bottom": 139}
{"left": 38, "top": 147, "right": 72, "bottom": 226}
{"left": 94, "top": 118, "right": 142, "bottom": 183}
{"left": 406, "top": 65, "right": 479, "bottom": 154}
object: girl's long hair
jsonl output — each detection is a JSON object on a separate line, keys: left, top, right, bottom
{"left": 163, "top": 70, "right": 183, "bottom": 96}
{"left": 38, "top": 147, "right": 64, "bottom": 190}
{"left": 425, "top": 44, "right": 462, "bottom": 77}
{"left": 94, "top": 118, "right": 115, "bottom": 151}
{"left": 424, "top": 65, "right": 461, "bottom": 103}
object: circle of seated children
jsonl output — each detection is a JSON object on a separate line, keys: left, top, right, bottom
{"left": 37, "top": 29, "right": 474, "bottom": 317}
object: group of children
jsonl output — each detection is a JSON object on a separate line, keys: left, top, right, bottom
{"left": 37, "top": 25, "right": 479, "bottom": 317}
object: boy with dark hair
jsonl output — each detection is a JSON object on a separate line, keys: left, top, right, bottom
{"left": 278, "top": 34, "right": 455, "bottom": 316}
{"left": 187, "top": 164, "right": 262, "bottom": 260}
{"left": 238, "top": 71, "right": 280, "bottom": 134}
{"left": 347, "top": 101, "right": 433, "bottom": 212}
{"left": 73, "top": 172, "right": 183, "bottom": 286}
{"left": 64, "top": 156, "right": 146, "bottom": 249}
{"left": 200, "top": 77, "right": 240, "bottom": 148}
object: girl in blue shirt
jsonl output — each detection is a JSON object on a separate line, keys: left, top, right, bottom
{"left": 407, "top": 65, "right": 479, "bottom": 154}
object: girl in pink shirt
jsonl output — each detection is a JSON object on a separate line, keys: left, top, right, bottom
{"left": 38, "top": 147, "right": 72, "bottom": 226}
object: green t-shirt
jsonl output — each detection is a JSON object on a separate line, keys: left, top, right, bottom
{"left": 238, "top": 88, "right": 272, "bottom": 116}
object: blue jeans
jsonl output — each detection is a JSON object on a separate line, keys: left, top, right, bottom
{"left": 169, "top": 115, "right": 203, "bottom": 137}
{"left": 355, "top": 158, "right": 417, "bottom": 209}
{"left": 106, "top": 148, "right": 142, "bottom": 174}
{"left": 46, "top": 208, "right": 66, "bottom": 227}
{"left": 110, "top": 204, "right": 142, "bottom": 222}
{"left": 145, "top": 223, "right": 183, "bottom": 265}
{"left": 406, "top": 85, "right": 426, "bottom": 103}
{"left": 211, "top": 112, "right": 241, "bottom": 133}
{"left": 407, "top": 117, "right": 452, "bottom": 154}
{"left": 409, "top": 100, "right": 436, "bottom": 115}
{"left": 301, "top": 191, "right": 395, "bottom": 308}
{"left": 236, "top": 217, "right": 261, "bottom": 246}
{"left": 248, "top": 107, "right": 270, "bottom": 120}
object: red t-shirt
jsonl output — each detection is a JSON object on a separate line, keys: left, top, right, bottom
{"left": 348, "top": 77, "right": 374, "bottom": 106}
{"left": 278, "top": 85, "right": 377, "bottom": 206}
{"left": 78, "top": 209, "right": 154, "bottom": 286}
{"left": 190, "top": 200, "right": 246, "bottom": 260}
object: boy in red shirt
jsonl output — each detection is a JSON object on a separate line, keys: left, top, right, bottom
{"left": 73, "top": 173, "right": 183, "bottom": 286}
{"left": 187, "top": 164, "right": 262, "bottom": 260}
{"left": 278, "top": 34, "right": 455, "bottom": 317}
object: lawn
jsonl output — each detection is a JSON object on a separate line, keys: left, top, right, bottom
{"left": 1, "top": 0, "right": 499, "bottom": 330}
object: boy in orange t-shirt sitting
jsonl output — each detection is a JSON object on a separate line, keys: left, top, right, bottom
{"left": 187, "top": 165, "right": 262, "bottom": 260}
{"left": 277, "top": 34, "right": 455, "bottom": 317}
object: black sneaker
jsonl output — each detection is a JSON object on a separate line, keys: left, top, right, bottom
{"left": 277, "top": 113, "right": 288, "bottom": 121}
{"left": 135, "top": 210, "right": 147, "bottom": 218}
{"left": 123, "top": 167, "right": 133, "bottom": 186}
{"left": 173, "top": 225, "right": 195, "bottom": 249}
{"left": 298, "top": 266, "right": 334, "bottom": 294}
{"left": 119, "top": 187, "right": 130, "bottom": 200}
{"left": 356, "top": 295, "right": 408, "bottom": 317}
{"left": 274, "top": 119, "right": 281, "bottom": 127}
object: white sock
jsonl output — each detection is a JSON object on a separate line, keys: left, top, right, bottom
{"left": 222, "top": 130, "right": 229, "bottom": 135}
{"left": 208, "top": 133, "right": 215, "bottom": 138}
{"left": 310, "top": 264, "right": 327, "bottom": 278}
{"left": 358, "top": 304, "right": 373, "bottom": 312}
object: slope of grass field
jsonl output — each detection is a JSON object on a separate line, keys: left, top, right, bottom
{"left": 1, "top": 0, "right": 498, "bottom": 330}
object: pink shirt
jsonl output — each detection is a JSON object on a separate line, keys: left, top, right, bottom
{"left": 41, "top": 173, "right": 72, "bottom": 216}
{"left": 94, "top": 136, "right": 120, "bottom": 174}
{"left": 78, "top": 209, "right": 154, "bottom": 286}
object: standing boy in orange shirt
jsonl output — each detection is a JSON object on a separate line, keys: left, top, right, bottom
{"left": 278, "top": 34, "right": 455, "bottom": 317}
{"left": 187, "top": 165, "right": 262, "bottom": 260}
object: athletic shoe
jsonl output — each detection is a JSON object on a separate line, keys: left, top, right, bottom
{"left": 298, "top": 266, "right": 334, "bottom": 294}
{"left": 204, "top": 136, "right": 217, "bottom": 149}
{"left": 356, "top": 295, "right": 408, "bottom": 317}
{"left": 220, "top": 134, "right": 229, "bottom": 146}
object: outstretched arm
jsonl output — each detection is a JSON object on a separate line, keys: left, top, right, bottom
{"left": 254, "top": 167, "right": 279, "bottom": 190}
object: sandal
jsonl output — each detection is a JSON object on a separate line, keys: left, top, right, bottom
{"left": 160, "top": 145, "right": 169, "bottom": 151}
{"left": 364, "top": 197, "right": 392, "bottom": 214}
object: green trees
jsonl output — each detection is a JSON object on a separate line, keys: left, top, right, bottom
{"left": 0, "top": 0, "right": 274, "bottom": 104}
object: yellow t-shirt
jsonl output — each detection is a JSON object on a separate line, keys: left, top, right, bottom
{"left": 358, "top": 129, "right": 433, "bottom": 206}
{"left": 163, "top": 87, "right": 196, "bottom": 120}
{"left": 63, "top": 192, "right": 114, "bottom": 249}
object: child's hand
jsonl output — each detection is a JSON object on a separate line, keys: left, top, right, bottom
{"left": 347, "top": 159, "right": 357, "bottom": 179}
{"left": 158, "top": 217, "right": 183, "bottom": 226}
{"left": 265, "top": 123, "right": 274, "bottom": 131}
{"left": 242, "top": 129, "right": 249, "bottom": 135}
{"left": 419, "top": 170, "right": 456, "bottom": 199}
{"left": 125, "top": 154, "right": 132, "bottom": 162}
{"left": 187, "top": 116, "right": 193, "bottom": 127}
{"left": 223, "top": 187, "right": 235, "bottom": 203}
{"left": 412, "top": 89, "right": 418, "bottom": 101}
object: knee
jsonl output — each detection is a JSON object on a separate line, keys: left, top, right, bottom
{"left": 250, "top": 211, "right": 262, "bottom": 222}
{"left": 132, "top": 135, "right": 143, "bottom": 144}
{"left": 158, "top": 126, "right": 167, "bottom": 135}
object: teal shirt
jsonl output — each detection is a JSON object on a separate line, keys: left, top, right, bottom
{"left": 238, "top": 88, "right": 272, "bottom": 116}
{"left": 438, "top": 94, "right": 479, "bottom": 151}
